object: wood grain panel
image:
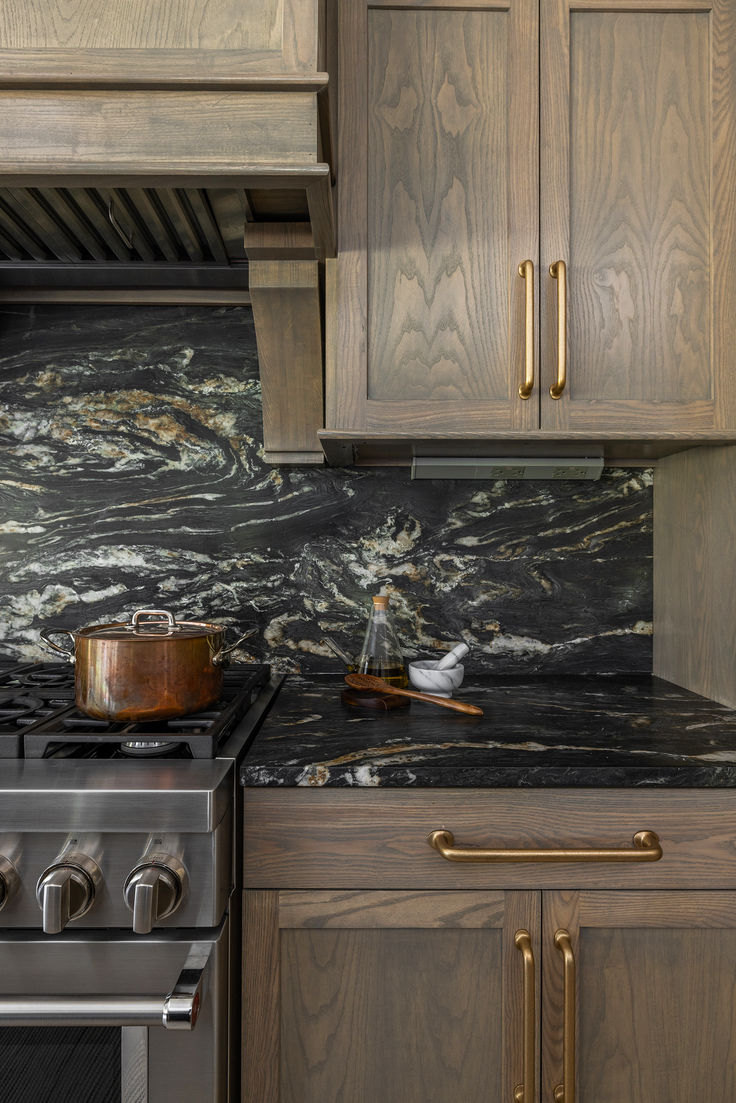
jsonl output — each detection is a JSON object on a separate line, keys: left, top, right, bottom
{"left": 367, "top": 10, "right": 509, "bottom": 403}
{"left": 541, "top": 889, "right": 579, "bottom": 1103}
{"left": 278, "top": 889, "right": 506, "bottom": 928}
{"left": 331, "top": 0, "right": 538, "bottom": 433}
{"left": 244, "top": 788, "right": 736, "bottom": 890}
{"left": 570, "top": 13, "right": 710, "bottom": 403}
{"left": 0, "top": 54, "right": 329, "bottom": 88}
{"left": 654, "top": 445, "right": 736, "bottom": 708}
{"left": 540, "top": 1, "right": 736, "bottom": 433}
{"left": 0, "top": 0, "right": 295, "bottom": 53}
{"left": 712, "top": 0, "right": 736, "bottom": 430}
{"left": 579, "top": 927, "right": 736, "bottom": 1102}
{"left": 0, "top": 92, "right": 317, "bottom": 170}
{"left": 503, "top": 891, "right": 540, "bottom": 1103}
{"left": 544, "top": 890, "right": 736, "bottom": 1103}
{"left": 249, "top": 259, "right": 324, "bottom": 462}
{"left": 280, "top": 926, "right": 503, "bottom": 1102}
{"left": 243, "top": 891, "right": 280, "bottom": 1103}
{"left": 580, "top": 890, "right": 736, "bottom": 927}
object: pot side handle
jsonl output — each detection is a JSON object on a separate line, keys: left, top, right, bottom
{"left": 39, "top": 629, "right": 76, "bottom": 664}
{"left": 212, "top": 626, "right": 258, "bottom": 667}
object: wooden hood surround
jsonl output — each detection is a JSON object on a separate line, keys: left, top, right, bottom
{"left": 0, "top": 0, "right": 337, "bottom": 463}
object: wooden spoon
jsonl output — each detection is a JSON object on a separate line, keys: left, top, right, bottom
{"left": 345, "top": 673, "right": 483, "bottom": 716}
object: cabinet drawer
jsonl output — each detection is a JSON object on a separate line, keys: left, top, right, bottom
{"left": 243, "top": 788, "right": 736, "bottom": 890}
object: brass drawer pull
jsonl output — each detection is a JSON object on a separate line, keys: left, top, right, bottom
{"left": 549, "top": 259, "right": 567, "bottom": 398}
{"left": 553, "top": 930, "right": 575, "bottom": 1103}
{"left": 427, "top": 829, "right": 662, "bottom": 863}
{"left": 518, "top": 259, "right": 535, "bottom": 399}
{"left": 514, "top": 930, "right": 535, "bottom": 1103}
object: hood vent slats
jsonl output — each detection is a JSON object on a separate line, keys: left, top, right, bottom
{"left": 0, "top": 186, "right": 241, "bottom": 267}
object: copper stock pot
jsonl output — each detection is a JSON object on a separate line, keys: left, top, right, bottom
{"left": 40, "top": 608, "right": 256, "bottom": 721}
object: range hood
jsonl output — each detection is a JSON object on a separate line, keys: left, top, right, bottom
{"left": 0, "top": 3, "right": 337, "bottom": 463}
{"left": 0, "top": 73, "right": 335, "bottom": 297}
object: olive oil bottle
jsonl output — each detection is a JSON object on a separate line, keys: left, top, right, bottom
{"left": 357, "top": 594, "right": 408, "bottom": 688}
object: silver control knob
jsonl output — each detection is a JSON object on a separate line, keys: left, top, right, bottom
{"left": 36, "top": 854, "right": 102, "bottom": 934}
{"left": 124, "top": 855, "right": 187, "bottom": 935}
{"left": 0, "top": 854, "right": 19, "bottom": 912}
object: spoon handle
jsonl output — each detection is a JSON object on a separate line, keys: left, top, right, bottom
{"left": 392, "top": 686, "right": 482, "bottom": 715}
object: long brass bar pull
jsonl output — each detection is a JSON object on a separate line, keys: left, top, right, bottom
{"left": 513, "top": 931, "right": 535, "bottom": 1103}
{"left": 518, "top": 259, "right": 535, "bottom": 399}
{"left": 427, "top": 829, "right": 662, "bottom": 863}
{"left": 549, "top": 260, "right": 567, "bottom": 398}
{"left": 553, "top": 930, "right": 575, "bottom": 1103}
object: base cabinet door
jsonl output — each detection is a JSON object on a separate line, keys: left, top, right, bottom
{"left": 243, "top": 889, "right": 540, "bottom": 1103}
{"left": 543, "top": 891, "right": 736, "bottom": 1103}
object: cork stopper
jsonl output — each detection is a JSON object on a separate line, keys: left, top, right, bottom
{"left": 372, "top": 594, "right": 389, "bottom": 608}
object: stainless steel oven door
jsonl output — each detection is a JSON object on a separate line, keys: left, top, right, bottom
{"left": 0, "top": 917, "right": 229, "bottom": 1103}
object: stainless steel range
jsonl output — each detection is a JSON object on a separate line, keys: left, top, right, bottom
{"left": 0, "top": 660, "right": 280, "bottom": 1103}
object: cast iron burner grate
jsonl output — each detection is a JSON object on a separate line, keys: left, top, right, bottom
{"left": 0, "top": 662, "right": 269, "bottom": 759}
{"left": 0, "top": 663, "right": 77, "bottom": 757}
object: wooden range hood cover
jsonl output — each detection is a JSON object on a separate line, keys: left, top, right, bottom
{"left": 0, "top": 58, "right": 335, "bottom": 293}
{"left": 0, "top": 34, "right": 336, "bottom": 465}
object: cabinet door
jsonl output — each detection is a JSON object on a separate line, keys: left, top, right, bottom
{"left": 543, "top": 890, "right": 736, "bottom": 1103}
{"left": 243, "top": 889, "right": 539, "bottom": 1103}
{"left": 541, "top": 0, "right": 736, "bottom": 432}
{"left": 331, "top": 0, "right": 539, "bottom": 435}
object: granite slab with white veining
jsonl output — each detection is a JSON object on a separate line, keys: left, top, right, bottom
{"left": 240, "top": 674, "right": 736, "bottom": 787}
{"left": 1, "top": 303, "right": 652, "bottom": 675}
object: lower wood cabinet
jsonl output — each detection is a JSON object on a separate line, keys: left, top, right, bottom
{"left": 543, "top": 891, "right": 736, "bottom": 1103}
{"left": 242, "top": 791, "right": 736, "bottom": 1101}
{"left": 243, "top": 889, "right": 539, "bottom": 1103}
{"left": 243, "top": 886, "right": 736, "bottom": 1102}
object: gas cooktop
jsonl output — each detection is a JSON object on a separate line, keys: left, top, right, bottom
{"left": 0, "top": 660, "right": 271, "bottom": 759}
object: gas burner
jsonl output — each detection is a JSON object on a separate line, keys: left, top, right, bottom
{"left": 17, "top": 663, "right": 73, "bottom": 689}
{"left": 0, "top": 691, "right": 45, "bottom": 722}
{"left": 119, "top": 740, "right": 183, "bottom": 758}
{"left": 21, "top": 664, "right": 271, "bottom": 759}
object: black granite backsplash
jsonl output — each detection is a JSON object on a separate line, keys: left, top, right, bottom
{"left": 0, "top": 304, "right": 652, "bottom": 673}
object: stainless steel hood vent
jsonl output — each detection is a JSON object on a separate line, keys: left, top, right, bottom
{"left": 0, "top": 186, "right": 248, "bottom": 267}
{"left": 411, "top": 456, "right": 605, "bottom": 480}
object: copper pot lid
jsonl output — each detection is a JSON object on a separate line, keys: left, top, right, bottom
{"left": 79, "top": 609, "right": 223, "bottom": 641}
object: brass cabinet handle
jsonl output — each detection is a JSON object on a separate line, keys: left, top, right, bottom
{"left": 549, "top": 260, "right": 567, "bottom": 398}
{"left": 553, "top": 930, "right": 576, "bottom": 1103}
{"left": 513, "top": 930, "right": 535, "bottom": 1103}
{"left": 518, "top": 259, "right": 535, "bottom": 399}
{"left": 427, "top": 829, "right": 662, "bottom": 863}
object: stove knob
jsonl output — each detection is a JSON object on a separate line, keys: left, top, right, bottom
{"left": 36, "top": 854, "right": 102, "bottom": 934}
{"left": 0, "top": 854, "right": 19, "bottom": 912}
{"left": 124, "top": 855, "right": 188, "bottom": 935}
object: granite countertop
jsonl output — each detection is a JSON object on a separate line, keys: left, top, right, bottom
{"left": 240, "top": 673, "right": 736, "bottom": 787}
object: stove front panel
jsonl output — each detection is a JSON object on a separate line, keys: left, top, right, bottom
{"left": 0, "top": 812, "right": 232, "bottom": 930}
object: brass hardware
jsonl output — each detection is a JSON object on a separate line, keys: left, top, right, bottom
{"left": 549, "top": 260, "right": 567, "bottom": 399}
{"left": 553, "top": 930, "right": 575, "bottom": 1103}
{"left": 518, "top": 259, "right": 535, "bottom": 399}
{"left": 427, "top": 829, "right": 662, "bottom": 863}
{"left": 514, "top": 930, "right": 535, "bottom": 1103}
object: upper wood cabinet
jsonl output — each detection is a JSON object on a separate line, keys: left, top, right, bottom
{"left": 327, "top": 0, "right": 736, "bottom": 443}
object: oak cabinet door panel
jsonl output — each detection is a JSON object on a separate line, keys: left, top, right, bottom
{"left": 243, "top": 889, "right": 539, "bottom": 1103}
{"left": 331, "top": 0, "right": 538, "bottom": 434}
{"left": 543, "top": 891, "right": 736, "bottom": 1103}
{"left": 541, "top": 0, "right": 736, "bottom": 431}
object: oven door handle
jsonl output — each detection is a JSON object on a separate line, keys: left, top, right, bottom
{"left": 0, "top": 941, "right": 210, "bottom": 1031}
